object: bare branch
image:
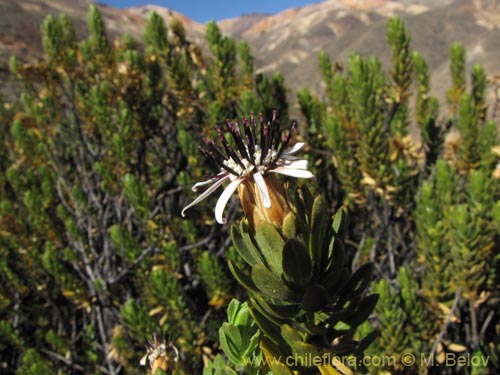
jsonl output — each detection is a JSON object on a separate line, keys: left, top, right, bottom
{"left": 429, "top": 287, "right": 462, "bottom": 364}
{"left": 108, "top": 246, "right": 159, "bottom": 286}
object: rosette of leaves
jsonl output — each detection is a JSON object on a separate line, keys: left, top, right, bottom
{"left": 228, "top": 187, "right": 378, "bottom": 373}
{"left": 217, "top": 299, "right": 261, "bottom": 374}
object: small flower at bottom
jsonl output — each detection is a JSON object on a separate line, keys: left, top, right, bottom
{"left": 140, "top": 334, "right": 179, "bottom": 373}
{"left": 181, "top": 111, "right": 313, "bottom": 225}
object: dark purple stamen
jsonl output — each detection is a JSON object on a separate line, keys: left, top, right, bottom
{"left": 201, "top": 140, "right": 242, "bottom": 177}
{"left": 276, "top": 121, "right": 296, "bottom": 161}
{"left": 217, "top": 128, "right": 246, "bottom": 169}
{"left": 226, "top": 120, "right": 251, "bottom": 162}
{"left": 200, "top": 145, "right": 240, "bottom": 176}
{"left": 263, "top": 113, "right": 278, "bottom": 162}
{"left": 203, "top": 138, "right": 226, "bottom": 162}
{"left": 242, "top": 117, "right": 256, "bottom": 163}
{"left": 250, "top": 112, "right": 258, "bottom": 144}
{"left": 198, "top": 145, "right": 220, "bottom": 167}
{"left": 197, "top": 111, "right": 296, "bottom": 176}
{"left": 259, "top": 114, "right": 267, "bottom": 164}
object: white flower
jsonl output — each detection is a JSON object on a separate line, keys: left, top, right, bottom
{"left": 181, "top": 111, "right": 313, "bottom": 224}
{"left": 140, "top": 335, "right": 178, "bottom": 372}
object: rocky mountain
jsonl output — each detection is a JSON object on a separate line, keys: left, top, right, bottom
{"left": 229, "top": 0, "right": 500, "bottom": 104}
{"left": 0, "top": 0, "right": 207, "bottom": 62}
{"left": 218, "top": 13, "right": 271, "bottom": 37}
{"left": 2, "top": 0, "right": 500, "bottom": 106}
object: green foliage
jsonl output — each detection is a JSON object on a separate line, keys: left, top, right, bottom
{"left": 229, "top": 189, "right": 378, "bottom": 372}
{"left": 255, "top": 72, "right": 289, "bottom": 123}
{"left": 41, "top": 14, "right": 76, "bottom": 64}
{"left": 205, "top": 21, "right": 238, "bottom": 122}
{"left": 2, "top": 8, "right": 500, "bottom": 375}
{"left": 144, "top": 11, "right": 169, "bottom": 54}
{"left": 303, "top": 15, "right": 500, "bottom": 375}
{"left": 121, "top": 299, "right": 156, "bottom": 342}
{"left": 387, "top": 18, "right": 412, "bottom": 93}
{"left": 197, "top": 251, "right": 232, "bottom": 308}
{"left": 479, "top": 120, "right": 499, "bottom": 170}
{"left": 297, "top": 88, "right": 324, "bottom": 136}
{"left": 324, "top": 114, "right": 363, "bottom": 205}
{"left": 218, "top": 300, "right": 260, "bottom": 372}
{"left": 414, "top": 161, "right": 456, "bottom": 302}
{"left": 449, "top": 202, "right": 494, "bottom": 296}
{"left": 87, "top": 4, "right": 109, "bottom": 54}
{"left": 386, "top": 17, "right": 413, "bottom": 135}
{"left": 367, "top": 267, "right": 433, "bottom": 373}
{"left": 1, "top": 5, "right": 267, "bottom": 374}
{"left": 413, "top": 51, "right": 442, "bottom": 169}
{"left": 347, "top": 54, "right": 388, "bottom": 185}
{"left": 203, "top": 354, "right": 239, "bottom": 375}
{"left": 471, "top": 63, "right": 487, "bottom": 122}
{"left": 457, "top": 93, "right": 482, "bottom": 170}
{"left": 16, "top": 349, "right": 53, "bottom": 375}
{"left": 238, "top": 41, "right": 254, "bottom": 90}
{"left": 447, "top": 42, "right": 467, "bottom": 115}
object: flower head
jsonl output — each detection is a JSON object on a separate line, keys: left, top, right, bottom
{"left": 181, "top": 111, "right": 313, "bottom": 225}
{"left": 139, "top": 334, "right": 179, "bottom": 373}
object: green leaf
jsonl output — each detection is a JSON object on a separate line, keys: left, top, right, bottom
{"left": 219, "top": 323, "right": 243, "bottom": 365}
{"left": 250, "top": 306, "right": 282, "bottom": 345}
{"left": 251, "top": 265, "right": 291, "bottom": 300}
{"left": 301, "top": 284, "right": 329, "bottom": 312}
{"left": 310, "top": 195, "right": 327, "bottom": 265}
{"left": 253, "top": 296, "right": 300, "bottom": 320}
{"left": 328, "top": 237, "right": 345, "bottom": 272}
{"left": 220, "top": 300, "right": 260, "bottom": 367}
{"left": 342, "top": 294, "right": 379, "bottom": 328}
{"left": 322, "top": 259, "right": 348, "bottom": 297}
{"left": 282, "top": 238, "right": 312, "bottom": 288}
{"left": 325, "top": 309, "right": 351, "bottom": 328}
{"left": 301, "top": 185, "right": 314, "bottom": 215}
{"left": 251, "top": 297, "right": 285, "bottom": 329}
{"left": 255, "top": 222, "right": 284, "bottom": 275}
{"left": 353, "top": 330, "right": 379, "bottom": 355}
{"left": 281, "top": 324, "right": 302, "bottom": 345}
{"left": 242, "top": 329, "right": 261, "bottom": 359}
{"left": 227, "top": 299, "right": 251, "bottom": 328}
{"left": 338, "top": 263, "right": 374, "bottom": 302}
{"left": 281, "top": 324, "right": 321, "bottom": 362}
{"left": 231, "top": 223, "right": 261, "bottom": 266}
{"left": 332, "top": 207, "right": 347, "bottom": 238}
{"left": 268, "top": 360, "right": 294, "bottom": 375}
{"left": 294, "top": 188, "right": 307, "bottom": 222}
{"left": 282, "top": 211, "right": 296, "bottom": 238}
{"left": 223, "top": 367, "right": 239, "bottom": 375}
{"left": 203, "top": 355, "right": 227, "bottom": 375}
{"left": 228, "top": 260, "right": 258, "bottom": 293}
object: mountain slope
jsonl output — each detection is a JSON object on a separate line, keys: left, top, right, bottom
{"left": 238, "top": 0, "right": 500, "bottom": 103}
{"left": 1, "top": 0, "right": 500, "bottom": 106}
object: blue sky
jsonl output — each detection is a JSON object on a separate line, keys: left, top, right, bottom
{"left": 99, "top": 0, "right": 319, "bottom": 23}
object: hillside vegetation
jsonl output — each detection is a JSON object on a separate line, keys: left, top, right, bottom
{"left": 0, "top": 5, "right": 499, "bottom": 375}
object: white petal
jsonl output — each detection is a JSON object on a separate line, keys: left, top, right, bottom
{"left": 192, "top": 172, "right": 227, "bottom": 191}
{"left": 283, "top": 142, "right": 305, "bottom": 155}
{"left": 271, "top": 167, "right": 314, "bottom": 179}
{"left": 192, "top": 179, "right": 215, "bottom": 191}
{"left": 280, "top": 154, "right": 301, "bottom": 161}
{"left": 215, "top": 178, "right": 243, "bottom": 224}
{"left": 181, "top": 175, "right": 230, "bottom": 217}
{"left": 253, "top": 172, "right": 271, "bottom": 208}
{"left": 280, "top": 159, "right": 309, "bottom": 170}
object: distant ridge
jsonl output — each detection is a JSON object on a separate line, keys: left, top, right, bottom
{"left": 2, "top": 0, "right": 500, "bottom": 106}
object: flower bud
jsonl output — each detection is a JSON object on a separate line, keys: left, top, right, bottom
{"left": 238, "top": 174, "right": 290, "bottom": 228}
